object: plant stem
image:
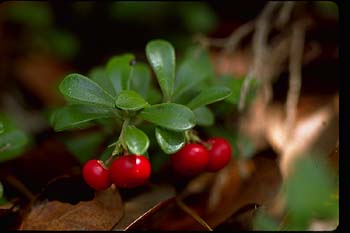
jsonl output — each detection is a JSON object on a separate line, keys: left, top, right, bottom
{"left": 175, "top": 197, "right": 213, "bottom": 231}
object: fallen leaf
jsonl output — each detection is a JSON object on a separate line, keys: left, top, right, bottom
{"left": 20, "top": 186, "right": 123, "bottom": 230}
{"left": 113, "top": 183, "right": 176, "bottom": 230}
{"left": 126, "top": 152, "right": 281, "bottom": 231}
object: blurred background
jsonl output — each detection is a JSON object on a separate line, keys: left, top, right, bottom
{"left": 0, "top": 1, "right": 339, "bottom": 231}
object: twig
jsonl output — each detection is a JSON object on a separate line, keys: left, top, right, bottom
{"left": 284, "top": 21, "right": 306, "bottom": 141}
{"left": 238, "top": 2, "right": 282, "bottom": 111}
{"left": 4, "top": 175, "right": 35, "bottom": 202}
{"left": 276, "top": 1, "right": 296, "bottom": 29}
{"left": 220, "top": 21, "right": 255, "bottom": 56}
{"left": 175, "top": 197, "right": 213, "bottom": 231}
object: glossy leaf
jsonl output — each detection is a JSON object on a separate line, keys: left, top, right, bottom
{"left": 130, "top": 63, "right": 151, "bottom": 99}
{"left": 146, "top": 40, "right": 175, "bottom": 100}
{"left": 59, "top": 73, "right": 115, "bottom": 107}
{"left": 124, "top": 125, "right": 150, "bottom": 155}
{"left": 173, "top": 47, "right": 213, "bottom": 102}
{"left": 89, "top": 67, "right": 116, "bottom": 96}
{"left": 155, "top": 127, "right": 185, "bottom": 154}
{"left": 139, "top": 103, "right": 195, "bottom": 131}
{"left": 186, "top": 86, "right": 232, "bottom": 109}
{"left": 106, "top": 54, "right": 135, "bottom": 94}
{"left": 115, "top": 90, "right": 149, "bottom": 111}
{"left": 51, "top": 105, "right": 115, "bottom": 131}
{"left": 193, "top": 106, "right": 214, "bottom": 126}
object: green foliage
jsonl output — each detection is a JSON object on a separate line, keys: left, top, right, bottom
{"left": 130, "top": 63, "right": 152, "bottom": 99}
{"left": 139, "top": 103, "right": 195, "bottom": 131}
{"left": 252, "top": 155, "right": 339, "bottom": 231}
{"left": 173, "top": 47, "right": 214, "bottom": 104}
{"left": 193, "top": 106, "right": 214, "bottom": 127}
{"left": 0, "top": 122, "right": 4, "bottom": 134}
{"left": 6, "top": 2, "right": 53, "bottom": 29}
{"left": 115, "top": 90, "right": 149, "bottom": 111}
{"left": 178, "top": 2, "right": 217, "bottom": 33}
{"left": 106, "top": 54, "right": 135, "bottom": 94}
{"left": 52, "top": 39, "right": 232, "bottom": 158}
{"left": 51, "top": 105, "right": 115, "bottom": 132}
{"left": 252, "top": 210, "right": 279, "bottom": 230}
{"left": 146, "top": 40, "right": 175, "bottom": 101}
{"left": 59, "top": 73, "right": 115, "bottom": 107}
{"left": 0, "top": 114, "right": 30, "bottom": 162}
{"left": 155, "top": 127, "right": 185, "bottom": 154}
{"left": 186, "top": 86, "right": 232, "bottom": 110}
{"left": 124, "top": 126, "right": 149, "bottom": 155}
{"left": 282, "top": 156, "right": 338, "bottom": 230}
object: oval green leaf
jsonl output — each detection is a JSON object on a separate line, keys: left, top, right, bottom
{"left": 139, "top": 103, "right": 195, "bottom": 131}
{"left": 155, "top": 127, "right": 185, "bottom": 154}
{"left": 130, "top": 63, "right": 151, "bottom": 99}
{"left": 89, "top": 67, "right": 116, "bottom": 97}
{"left": 59, "top": 73, "right": 115, "bottom": 107}
{"left": 124, "top": 125, "right": 150, "bottom": 155}
{"left": 51, "top": 105, "right": 115, "bottom": 131}
{"left": 173, "top": 47, "right": 213, "bottom": 102}
{"left": 186, "top": 86, "right": 232, "bottom": 110}
{"left": 115, "top": 90, "right": 149, "bottom": 111}
{"left": 106, "top": 53, "right": 135, "bottom": 94}
{"left": 193, "top": 106, "right": 214, "bottom": 126}
{"left": 146, "top": 39, "right": 175, "bottom": 100}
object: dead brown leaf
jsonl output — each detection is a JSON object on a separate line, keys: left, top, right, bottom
{"left": 126, "top": 152, "right": 281, "bottom": 231}
{"left": 20, "top": 186, "right": 123, "bottom": 230}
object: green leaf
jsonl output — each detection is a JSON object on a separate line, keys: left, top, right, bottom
{"left": 193, "top": 106, "right": 214, "bottom": 126}
{"left": 0, "top": 115, "right": 29, "bottom": 162}
{"left": 124, "top": 125, "right": 150, "bottom": 155}
{"left": 115, "top": 90, "right": 149, "bottom": 111}
{"left": 186, "top": 86, "right": 232, "bottom": 109}
{"left": 253, "top": 211, "right": 279, "bottom": 231}
{"left": 139, "top": 103, "right": 195, "bottom": 131}
{"left": 51, "top": 105, "right": 115, "bottom": 131}
{"left": 178, "top": 2, "right": 218, "bottom": 34}
{"left": 89, "top": 66, "right": 116, "bottom": 96}
{"left": 59, "top": 73, "right": 115, "bottom": 107}
{"left": 130, "top": 63, "right": 151, "bottom": 99}
{"left": 283, "top": 156, "right": 338, "bottom": 224}
{"left": 147, "top": 87, "right": 162, "bottom": 104}
{"left": 106, "top": 53, "right": 135, "bottom": 94}
{"left": 146, "top": 39, "right": 175, "bottom": 100}
{"left": 0, "top": 122, "right": 3, "bottom": 134}
{"left": 155, "top": 127, "right": 185, "bottom": 154}
{"left": 173, "top": 47, "right": 213, "bottom": 102}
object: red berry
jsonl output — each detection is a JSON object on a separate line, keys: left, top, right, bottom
{"left": 82, "top": 159, "right": 111, "bottom": 191}
{"left": 206, "top": 137, "right": 232, "bottom": 172}
{"left": 171, "top": 143, "right": 209, "bottom": 176}
{"left": 109, "top": 155, "right": 151, "bottom": 189}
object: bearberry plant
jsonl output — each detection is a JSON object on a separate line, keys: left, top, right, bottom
{"left": 51, "top": 39, "right": 233, "bottom": 190}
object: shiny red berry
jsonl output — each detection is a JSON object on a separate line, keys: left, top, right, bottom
{"left": 109, "top": 155, "right": 151, "bottom": 189}
{"left": 206, "top": 137, "right": 232, "bottom": 172}
{"left": 171, "top": 143, "right": 209, "bottom": 176}
{"left": 82, "top": 159, "right": 111, "bottom": 191}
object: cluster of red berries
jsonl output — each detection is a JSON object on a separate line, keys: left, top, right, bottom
{"left": 82, "top": 137, "right": 231, "bottom": 190}
{"left": 82, "top": 154, "right": 151, "bottom": 190}
{"left": 171, "top": 137, "right": 232, "bottom": 176}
